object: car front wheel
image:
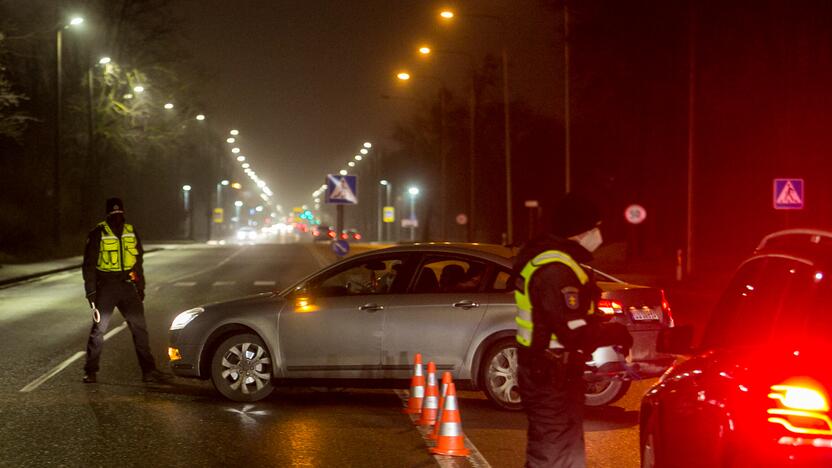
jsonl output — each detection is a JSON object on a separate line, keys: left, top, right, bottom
{"left": 584, "top": 378, "right": 630, "bottom": 407}
{"left": 211, "top": 333, "right": 274, "bottom": 402}
{"left": 481, "top": 339, "right": 523, "bottom": 410}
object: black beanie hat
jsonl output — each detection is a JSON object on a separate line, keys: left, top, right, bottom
{"left": 105, "top": 197, "right": 125, "bottom": 215}
{"left": 552, "top": 193, "right": 601, "bottom": 238}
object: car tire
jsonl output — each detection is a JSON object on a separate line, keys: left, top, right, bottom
{"left": 481, "top": 339, "right": 523, "bottom": 411}
{"left": 584, "top": 378, "right": 630, "bottom": 407}
{"left": 211, "top": 333, "right": 274, "bottom": 402}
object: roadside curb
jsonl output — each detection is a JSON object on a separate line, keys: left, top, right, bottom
{"left": 0, "top": 247, "right": 165, "bottom": 288}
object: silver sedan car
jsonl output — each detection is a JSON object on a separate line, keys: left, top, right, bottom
{"left": 168, "top": 243, "right": 675, "bottom": 408}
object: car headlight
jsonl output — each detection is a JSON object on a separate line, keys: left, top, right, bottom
{"left": 170, "top": 307, "right": 204, "bottom": 330}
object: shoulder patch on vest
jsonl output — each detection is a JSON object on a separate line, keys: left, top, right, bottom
{"left": 561, "top": 286, "right": 580, "bottom": 310}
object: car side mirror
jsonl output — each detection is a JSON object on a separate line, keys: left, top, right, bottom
{"left": 656, "top": 325, "right": 694, "bottom": 355}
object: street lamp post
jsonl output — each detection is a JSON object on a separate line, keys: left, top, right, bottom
{"left": 380, "top": 180, "right": 393, "bottom": 241}
{"left": 440, "top": 10, "right": 514, "bottom": 245}
{"left": 418, "top": 46, "right": 477, "bottom": 242}
{"left": 408, "top": 187, "right": 420, "bottom": 241}
{"left": 234, "top": 200, "right": 243, "bottom": 228}
{"left": 182, "top": 185, "right": 192, "bottom": 239}
{"left": 54, "top": 15, "right": 84, "bottom": 246}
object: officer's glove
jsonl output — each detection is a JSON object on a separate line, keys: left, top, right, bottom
{"left": 86, "top": 291, "right": 97, "bottom": 308}
{"left": 138, "top": 289, "right": 145, "bottom": 302}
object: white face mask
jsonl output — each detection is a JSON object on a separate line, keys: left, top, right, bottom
{"left": 576, "top": 227, "right": 603, "bottom": 252}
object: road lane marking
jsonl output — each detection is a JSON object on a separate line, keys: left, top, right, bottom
{"left": 394, "top": 389, "right": 492, "bottom": 468}
{"left": 20, "top": 322, "right": 129, "bottom": 393}
{"left": 212, "top": 281, "right": 235, "bottom": 286}
{"left": 164, "top": 246, "right": 248, "bottom": 284}
{"left": 173, "top": 281, "right": 197, "bottom": 287}
{"left": 253, "top": 280, "right": 275, "bottom": 286}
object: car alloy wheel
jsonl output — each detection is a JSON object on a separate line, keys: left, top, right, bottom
{"left": 211, "top": 333, "right": 274, "bottom": 402}
{"left": 584, "top": 378, "right": 631, "bottom": 406}
{"left": 483, "top": 340, "right": 523, "bottom": 410}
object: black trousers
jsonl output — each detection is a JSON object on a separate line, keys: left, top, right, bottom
{"left": 84, "top": 280, "right": 157, "bottom": 374}
{"left": 518, "top": 358, "right": 586, "bottom": 468}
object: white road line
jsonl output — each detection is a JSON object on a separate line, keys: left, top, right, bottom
{"left": 19, "top": 322, "right": 129, "bottom": 393}
{"left": 164, "top": 246, "right": 248, "bottom": 284}
{"left": 394, "top": 389, "right": 492, "bottom": 468}
{"left": 212, "top": 281, "right": 235, "bottom": 286}
{"left": 253, "top": 280, "right": 276, "bottom": 286}
{"left": 173, "top": 281, "right": 197, "bottom": 287}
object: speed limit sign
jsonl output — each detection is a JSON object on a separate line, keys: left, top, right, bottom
{"left": 624, "top": 204, "right": 647, "bottom": 225}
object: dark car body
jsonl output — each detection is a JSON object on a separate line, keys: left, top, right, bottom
{"left": 640, "top": 229, "right": 832, "bottom": 467}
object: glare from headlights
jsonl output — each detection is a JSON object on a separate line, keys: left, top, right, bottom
{"left": 170, "top": 307, "right": 204, "bottom": 330}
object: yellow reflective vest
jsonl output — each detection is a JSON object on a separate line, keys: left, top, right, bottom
{"left": 515, "top": 249, "right": 594, "bottom": 349}
{"left": 96, "top": 222, "right": 138, "bottom": 272}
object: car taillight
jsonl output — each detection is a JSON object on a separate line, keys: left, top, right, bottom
{"left": 340, "top": 233, "right": 348, "bottom": 240}
{"left": 354, "top": 233, "right": 362, "bottom": 240}
{"left": 328, "top": 231, "right": 336, "bottom": 238}
{"left": 597, "top": 299, "right": 623, "bottom": 315}
{"left": 767, "top": 383, "right": 832, "bottom": 436}
{"left": 660, "top": 289, "right": 674, "bottom": 327}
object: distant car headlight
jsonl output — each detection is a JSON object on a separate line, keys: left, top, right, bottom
{"left": 170, "top": 307, "right": 204, "bottom": 330}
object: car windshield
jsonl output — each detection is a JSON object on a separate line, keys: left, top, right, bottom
{"left": 701, "top": 256, "right": 832, "bottom": 349}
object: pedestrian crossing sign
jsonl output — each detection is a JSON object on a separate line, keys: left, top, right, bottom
{"left": 326, "top": 175, "right": 358, "bottom": 205}
{"left": 773, "top": 178, "right": 804, "bottom": 210}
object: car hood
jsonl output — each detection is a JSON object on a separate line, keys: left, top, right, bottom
{"left": 203, "top": 292, "right": 283, "bottom": 312}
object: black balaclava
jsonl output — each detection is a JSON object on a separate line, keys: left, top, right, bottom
{"left": 105, "top": 197, "right": 126, "bottom": 237}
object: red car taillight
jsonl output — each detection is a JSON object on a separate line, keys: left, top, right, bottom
{"left": 328, "top": 231, "right": 336, "bottom": 238}
{"left": 353, "top": 233, "right": 362, "bottom": 240}
{"left": 597, "top": 299, "right": 623, "bottom": 315}
{"left": 340, "top": 233, "right": 348, "bottom": 240}
{"left": 767, "top": 383, "right": 832, "bottom": 436}
{"left": 660, "top": 289, "right": 674, "bottom": 327}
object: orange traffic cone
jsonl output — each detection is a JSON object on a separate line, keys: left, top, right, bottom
{"left": 429, "top": 382, "right": 470, "bottom": 457}
{"left": 417, "top": 362, "right": 440, "bottom": 426}
{"left": 402, "top": 353, "right": 425, "bottom": 414}
{"left": 430, "top": 371, "right": 453, "bottom": 440}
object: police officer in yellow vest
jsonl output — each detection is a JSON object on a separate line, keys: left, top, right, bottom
{"left": 514, "top": 193, "right": 631, "bottom": 467}
{"left": 82, "top": 198, "right": 170, "bottom": 384}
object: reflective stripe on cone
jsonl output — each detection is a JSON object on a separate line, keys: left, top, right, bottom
{"left": 430, "top": 371, "right": 453, "bottom": 440}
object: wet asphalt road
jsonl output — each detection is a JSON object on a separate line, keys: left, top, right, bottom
{"left": 0, "top": 241, "right": 648, "bottom": 467}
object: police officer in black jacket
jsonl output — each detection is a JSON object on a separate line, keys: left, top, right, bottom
{"left": 82, "top": 198, "right": 170, "bottom": 384}
{"left": 514, "top": 193, "right": 632, "bottom": 467}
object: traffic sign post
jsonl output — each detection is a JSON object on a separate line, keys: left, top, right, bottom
{"left": 524, "top": 200, "right": 540, "bottom": 240}
{"left": 213, "top": 208, "right": 224, "bottom": 224}
{"left": 326, "top": 174, "right": 358, "bottom": 237}
{"left": 383, "top": 206, "right": 395, "bottom": 223}
{"left": 773, "top": 178, "right": 804, "bottom": 210}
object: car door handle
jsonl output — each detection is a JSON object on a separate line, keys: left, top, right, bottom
{"left": 359, "top": 303, "right": 384, "bottom": 312}
{"left": 452, "top": 300, "right": 480, "bottom": 309}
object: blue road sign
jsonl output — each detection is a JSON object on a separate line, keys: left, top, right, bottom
{"left": 331, "top": 239, "right": 350, "bottom": 257}
{"left": 773, "top": 178, "right": 804, "bottom": 210}
{"left": 326, "top": 174, "right": 358, "bottom": 205}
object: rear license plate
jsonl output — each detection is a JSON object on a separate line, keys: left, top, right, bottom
{"left": 630, "top": 307, "right": 661, "bottom": 321}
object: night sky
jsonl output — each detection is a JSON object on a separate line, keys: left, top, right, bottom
{"left": 176, "top": 0, "right": 560, "bottom": 209}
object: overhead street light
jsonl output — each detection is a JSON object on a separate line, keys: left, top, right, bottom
{"left": 221, "top": 180, "right": 229, "bottom": 186}
{"left": 339, "top": 169, "right": 348, "bottom": 176}
{"left": 419, "top": 46, "right": 431, "bottom": 55}
{"left": 164, "top": 102, "right": 174, "bottom": 110}
{"left": 123, "top": 93, "right": 134, "bottom": 100}
{"left": 195, "top": 114, "right": 206, "bottom": 121}
{"left": 69, "top": 17, "right": 85, "bottom": 26}
{"left": 227, "top": 137, "right": 236, "bottom": 143}
{"left": 363, "top": 142, "right": 372, "bottom": 148}
{"left": 355, "top": 155, "right": 363, "bottom": 161}
{"left": 242, "top": 163, "right": 250, "bottom": 169}
{"left": 397, "top": 72, "right": 411, "bottom": 81}
{"left": 360, "top": 148, "right": 368, "bottom": 155}
{"left": 230, "top": 129, "right": 239, "bottom": 136}
{"left": 231, "top": 147, "right": 240, "bottom": 154}
{"left": 440, "top": 10, "right": 455, "bottom": 19}
{"left": 348, "top": 162, "right": 355, "bottom": 167}
{"left": 133, "top": 85, "right": 145, "bottom": 93}
{"left": 237, "top": 155, "right": 246, "bottom": 162}
{"left": 98, "top": 56, "right": 111, "bottom": 65}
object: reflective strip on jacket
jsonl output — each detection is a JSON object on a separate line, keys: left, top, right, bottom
{"left": 96, "top": 222, "right": 138, "bottom": 272}
{"left": 514, "top": 249, "right": 594, "bottom": 349}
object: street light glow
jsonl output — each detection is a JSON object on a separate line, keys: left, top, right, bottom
{"left": 236, "top": 156, "right": 246, "bottom": 162}
{"left": 133, "top": 85, "right": 145, "bottom": 93}
{"left": 182, "top": 185, "right": 192, "bottom": 191}
{"left": 221, "top": 180, "right": 230, "bottom": 186}
{"left": 419, "top": 46, "right": 431, "bottom": 55}
{"left": 397, "top": 72, "right": 411, "bottom": 81}
{"left": 234, "top": 201, "right": 243, "bottom": 207}
{"left": 440, "top": 10, "right": 454, "bottom": 19}
{"left": 69, "top": 17, "right": 85, "bottom": 26}
{"left": 360, "top": 148, "right": 369, "bottom": 155}
{"left": 380, "top": 180, "right": 389, "bottom": 186}
{"left": 98, "top": 57, "right": 111, "bottom": 65}
{"left": 230, "top": 129, "right": 239, "bottom": 136}
{"left": 355, "top": 155, "right": 363, "bottom": 161}
{"left": 231, "top": 147, "right": 240, "bottom": 154}
{"left": 164, "top": 102, "right": 174, "bottom": 110}
{"left": 409, "top": 187, "right": 420, "bottom": 196}
{"left": 195, "top": 114, "right": 206, "bottom": 121}
{"left": 232, "top": 183, "right": 242, "bottom": 189}
{"left": 123, "top": 93, "right": 134, "bottom": 100}
{"left": 339, "top": 169, "right": 348, "bottom": 176}
{"left": 226, "top": 137, "right": 236, "bottom": 143}
{"left": 363, "top": 142, "right": 372, "bottom": 148}
{"left": 242, "top": 163, "right": 250, "bottom": 169}
{"left": 348, "top": 162, "right": 355, "bottom": 167}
